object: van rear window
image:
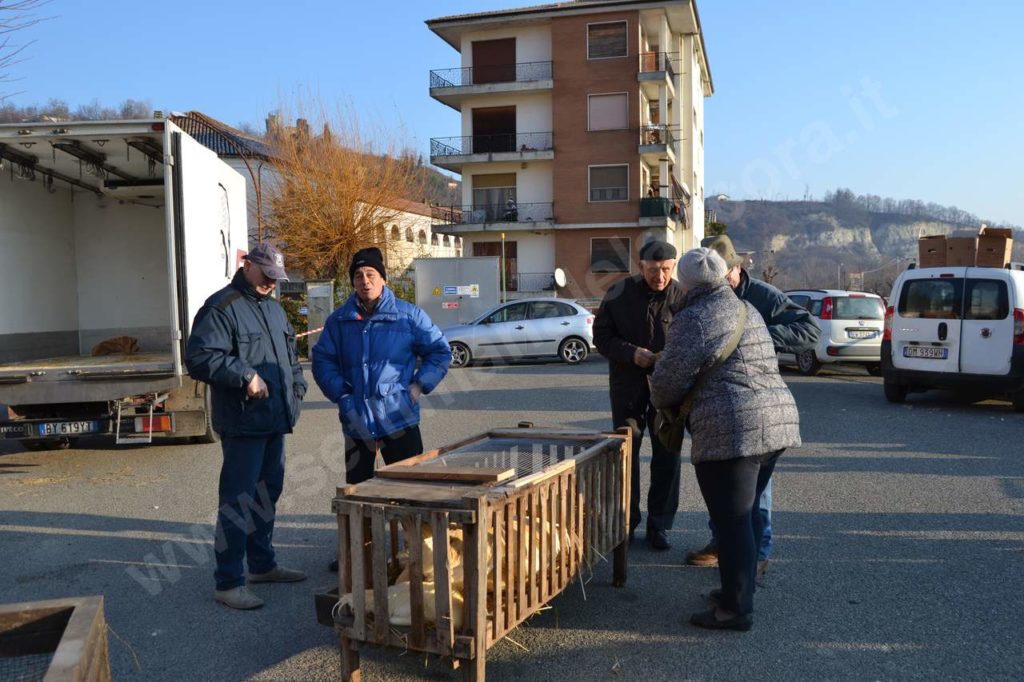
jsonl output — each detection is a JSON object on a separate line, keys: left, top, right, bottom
{"left": 964, "top": 279, "right": 1009, "bottom": 320}
{"left": 898, "top": 279, "right": 962, "bottom": 319}
{"left": 834, "top": 297, "right": 884, "bottom": 320}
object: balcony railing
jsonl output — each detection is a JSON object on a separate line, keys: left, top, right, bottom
{"left": 430, "top": 61, "right": 553, "bottom": 89}
{"left": 430, "top": 132, "right": 553, "bottom": 157}
{"left": 512, "top": 272, "right": 557, "bottom": 293}
{"left": 639, "top": 51, "right": 677, "bottom": 80}
{"left": 640, "top": 197, "right": 684, "bottom": 222}
{"left": 434, "top": 202, "right": 554, "bottom": 225}
{"left": 640, "top": 124, "right": 675, "bottom": 148}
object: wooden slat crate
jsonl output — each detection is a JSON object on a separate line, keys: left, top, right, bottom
{"left": 0, "top": 595, "right": 111, "bottom": 682}
{"left": 317, "top": 424, "right": 631, "bottom": 681}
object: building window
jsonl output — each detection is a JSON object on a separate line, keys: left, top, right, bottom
{"left": 588, "top": 21, "right": 627, "bottom": 59}
{"left": 591, "top": 237, "right": 631, "bottom": 273}
{"left": 589, "top": 164, "right": 628, "bottom": 202}
{"left": 405, "top": 227, "right": 414, "bottom": 242}
{"left": 418, "top": 230, "right": 427, "bottom": 245}
{"left": 390, "top": 225, "right": 399, "bottom": 240}
{"left": 443, "top": 235, "right": 451, "bottom": 247}
{"left": 472, "top": 172, "right": 516, "bottom": 222}
{"left": 588, "top": 93, "right": 628, "bottom": 131}
{"left": 431, "top": 233, "right": 439, "bottom": 246}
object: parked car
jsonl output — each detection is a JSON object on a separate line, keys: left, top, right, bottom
{"left": 881, "top": 265, "right": 1024, "bottom": 410}
{"left": 443, "top": 298, "right": 594, "bottom": 368}
{"left": 778, "top": 289, "right": 886, "bottom": 376}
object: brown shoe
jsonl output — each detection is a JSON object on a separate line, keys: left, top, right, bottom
{"left": 686, "top": 542, "right": 719, "bottom": 567}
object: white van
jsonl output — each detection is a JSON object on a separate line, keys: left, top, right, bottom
{"left": 881, "top": 266, "right": 1024, "bottom": 410}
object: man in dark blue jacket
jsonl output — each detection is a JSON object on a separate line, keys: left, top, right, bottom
{"left": 686, "top": 235, "right": 820, "bottom": 579}
{"left": 186, "top": 242, "right": 308, "bottom": 610}
{"left": 312, "top": 247, "right": 450, "bottom": 570}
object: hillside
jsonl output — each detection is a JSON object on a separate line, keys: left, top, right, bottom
{"left": 709, "top": 197, "right": 1022, "bottom": 292}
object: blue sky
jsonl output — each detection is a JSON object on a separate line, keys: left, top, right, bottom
{"left": 6, "top": 0, "right": 1023, "bottom": 224}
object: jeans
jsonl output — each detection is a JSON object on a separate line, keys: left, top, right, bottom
{"left": 345, "top": 425, "right": 423, "bottom": 485}
{"left": 694, "top": 451, "right": 781, "bottom": 616}
{"left": 611, "top": 395, "right": 682, "bottom": 532}
{"left": 708, "top": 478, "right": 773, "bottom": 560}
{"left": 214, "top": 434, "right": 285, "bottom": 591}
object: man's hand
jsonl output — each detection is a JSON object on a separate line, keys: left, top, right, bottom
{"left": 247, "top": 373, "right": 269, "bottom": 399}
{"left": 409, "top": 383, "right": 423, "bottom": 404}
{"left": 633, "top": 347, "right": 657, "bottom": 368}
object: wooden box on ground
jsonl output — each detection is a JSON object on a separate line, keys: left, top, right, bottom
{"left": 0, "top": 596, "right": 111, "bottom": 682}
{"left": 319, "top": 424, "right": 631, "bottom": 681}
{"left": 976, "top": 226, "right": 1014, "bottom": 268}
{"left": 918, "top": 235, "right": 947, "bottom": 267}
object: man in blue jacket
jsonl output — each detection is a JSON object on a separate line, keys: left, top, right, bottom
{"left": 186, "top": 242, "right": 308, "bottom": 610}
{"left": 312, "top": 247, "right": 451, "bottom": 570}
{"left": 686, "top": 235, "right": 820, "bottom": 580}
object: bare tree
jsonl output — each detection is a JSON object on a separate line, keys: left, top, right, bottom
{"left": 264, "top": 101, "right": 426, "bottom": 281}
{"left": 0, "top": 0, "right": 50, "bottom": 100}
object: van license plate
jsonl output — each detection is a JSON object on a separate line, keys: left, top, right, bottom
{"left": 38, "top": 421, "right": 99, "bottom": 436}
{"left": 903, "top": 346, "right": 948, "bottom": 360}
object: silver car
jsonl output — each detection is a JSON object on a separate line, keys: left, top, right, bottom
{"left": 443, "top": 298, "right": 594, "bottom": 368}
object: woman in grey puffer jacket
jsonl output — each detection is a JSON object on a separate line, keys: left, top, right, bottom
{"left": 650, "top": 248, "right": 800, "bottom": 631}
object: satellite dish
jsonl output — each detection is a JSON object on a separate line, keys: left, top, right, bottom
{"left": 553, "top": 268, "right": 567, "bottom": 288}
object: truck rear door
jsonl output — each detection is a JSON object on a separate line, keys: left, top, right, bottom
{"left": 959, "top": 270, "right": 1014, "bottom": 375}
{"left": 892, "top": 270, "right": 964, "bottom": 373}
{"left": 167, "top": 124, "right": 248, "bottom": 368}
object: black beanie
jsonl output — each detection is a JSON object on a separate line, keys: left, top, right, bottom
{"left": 349, "top": 247, "right": 387, "bottom": 283}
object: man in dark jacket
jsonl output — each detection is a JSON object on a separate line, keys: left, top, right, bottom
{"left": 186, "top": 242, "right": 308, "bottom": 610}
{"left": 685, "top": 235, "right": 820, "bottom": 577}
{"left": 594, "top": 240, "right": 686, "bottom": 550}
{"left": 313, "top": 247, "right": 451, "bottom": 570}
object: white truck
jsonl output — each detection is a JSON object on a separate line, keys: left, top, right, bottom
{"left": 0, "top": 118, "right": 248, "bottom": 449}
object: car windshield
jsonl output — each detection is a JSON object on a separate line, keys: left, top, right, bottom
{"left": 833, "top": 296, "right": 884, "bottom": 320}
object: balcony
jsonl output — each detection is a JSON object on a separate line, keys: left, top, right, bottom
{"left": 429, "top": 132, "right": 554, "bottom": 172}
{"left": 509, "top": 272, "right": 557, "bottom": 294}
{"left": 429, "top": 61, "right": 554, "bottom": 109}
{"left": 639, "top": 196, "right": 684, "bottom": 230}
{"left": 432, "top": 201, "right": 554, "bottom": 233}
{"left": 639, "top": 124, "right": 676, "bottom": 163}
{"left": 638, "top": 51, "right": 677, "bottom": 99}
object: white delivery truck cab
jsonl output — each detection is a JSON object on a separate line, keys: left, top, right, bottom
{"left": 0, "top": 118, "right": 248, "bottom": 448}
{"left": 881, "top": 264, "right": 1024, "bottom": 410}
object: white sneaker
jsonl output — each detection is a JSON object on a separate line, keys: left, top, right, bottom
{"left": 214, "top": 586, "right": 264, "bottom": 610}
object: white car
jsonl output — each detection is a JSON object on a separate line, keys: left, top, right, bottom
{"left": 443, "top": 298, "right": 594, "bottom": 368}
{"left": 882, "top": 265, "right": 1024, "bottom": 410}
{"left": 778, "top": 289, "right": 886, "bottom": 376}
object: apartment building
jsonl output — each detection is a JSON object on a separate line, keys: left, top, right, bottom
{"left": 427, "top": 0, "right": 713, "bottom": 301}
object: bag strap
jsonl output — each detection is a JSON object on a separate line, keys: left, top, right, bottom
{"left": 677, "top": 302, "right": 747, "bottom": 420}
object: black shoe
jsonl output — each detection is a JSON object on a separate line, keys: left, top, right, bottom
{"left": 706, "top": 589, "right": 725, "bottom": 608}
{"left": 689, "top": 608, "right": 753, "bottom": 631}
{"left": 648, "top": 528, "right": 671, "bottom": 551}
{"left": 328, "top": 558, "right": 339, "bottom": 573}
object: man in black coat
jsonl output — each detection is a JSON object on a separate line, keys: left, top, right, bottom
{"left": 187, "top": 242, "right": 308, "bottom": 610}
{"left": 594, "top": 240, "right": 686, "bottom": 550}
{"left": 685, "top": 235, "right": 820, "bottom": 578}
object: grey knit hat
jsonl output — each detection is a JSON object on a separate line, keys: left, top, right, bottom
{"left": 677, "top": 247, "right": 728, "bottom": 290}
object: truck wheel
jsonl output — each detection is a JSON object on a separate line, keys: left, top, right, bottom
{"left": 559, "top": 337, "right": 589, "bottom": 365}
{"left": 797, "top": 350, "right": 821, "bottom": 376}
{"left": 450, "top": 342, "right": 471, "bottom": 368}
{"left": 866, "top": 363, "right": 882, "bottom": 377}
{"left": 22, "top": 438, "right": 72, "bottom": 451}
{"left": 193, "top": 385, "right": 220, "bottom": 444}
{"left": 884, "top": 381, "right": 908, "bottom": 404}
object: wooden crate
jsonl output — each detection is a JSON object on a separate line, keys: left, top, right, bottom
{"left": 321, "top": 425, "right": 631, "bottom": 681}
{"left": 0, "top": 596, "right": 111, "bottom": 682}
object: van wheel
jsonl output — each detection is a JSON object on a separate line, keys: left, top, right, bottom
{"left": 866, "top": 363, "right": 882, "bottom": 377}
{"left": 1012, "top": 391, "right": 1024, "bottom": 413}
{"left": 450, "top": 342, "right": 471, "bottom": 368}
{"left": 797, "top": 350, "right": 821, "bottom": 376}
{"left": 559, "top": 338, "right": 589, "bottom": 365}
{"left": 193, "top": 385, "right": 220, "bottom": 444}
{"left": 884, "top": 381, "right": 908, "bottom": 404}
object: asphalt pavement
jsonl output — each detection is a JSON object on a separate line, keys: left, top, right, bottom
{"left": 1, "top": 359, "right": 1022, "bottom": 681}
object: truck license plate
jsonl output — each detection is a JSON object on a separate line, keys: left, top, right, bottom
{"left": 38, "top": 421, "right": 99, "bottom": 436}
{"left": 903, "top": 346, "right": 948, "bottom": 360}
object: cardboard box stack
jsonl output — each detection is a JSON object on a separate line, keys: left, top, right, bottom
{"left": 917, "top": 225, "right": 1014, "bottom": 268}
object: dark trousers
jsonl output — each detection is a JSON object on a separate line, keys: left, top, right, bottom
{"left": 694, "top": 450, "right": 782, "bottom": 616}
{"left": 345, "top": 425, "right": 423, "bottom": 485}
{"left": 214, "top": 434, "right": 285, "bottom": 591}
{"left": 612, "top": 396, "right": 681, "bottom": 532}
